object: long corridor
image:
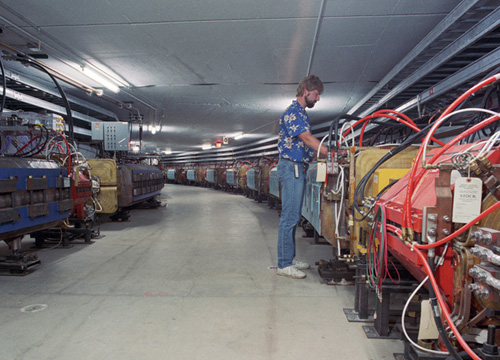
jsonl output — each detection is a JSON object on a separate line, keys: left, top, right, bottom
{"left": 1, "top": 184, "right": 403, "bottom": 360}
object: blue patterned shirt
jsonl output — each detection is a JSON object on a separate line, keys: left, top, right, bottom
{"left": 278, "top": 100, "right": 315, "bottom": 163}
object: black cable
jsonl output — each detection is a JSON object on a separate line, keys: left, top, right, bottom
{"left": 0, "top": 56, "right": 6, "bottom": 117}
{"left": 327, "top": 113, "right": 360, "bottom": 155}
{"left": 14, "top": 124, "right": 49, "bottom": 158}
{"left": 460, "top": 86, "right": 497, "bottom": 143}
{"left": 19, "top": 127, "right": 44, "bottom": 157}
{"left": 376, "top": 178, "right": 399, "bottom": 201}
{"left": 480, "top": 86, "right": 498, "bottom": 137}
{"left": 428, "top": 257, "right": 463, "bottom": 360}
{"left": 460, "top": 66, "right": 500, "bottom": 142}
{"left": 353, "top": 178, "right": 401, "bottom": 223}
{"left": 353, "top": 121, "right": 437, "bottom": 218}
{"left": 30, "top": 125, "right": 50, "bottom": 156}
{"left": 15, "top": 56, "right": 75, "bottom": 144}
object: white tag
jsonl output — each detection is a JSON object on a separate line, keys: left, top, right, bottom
{"left": 418, "top": 300, "right": 439, "bottom": 340}
{"left": 452, "top": 177, "right": 482, "bottom": 224}
{"left": 316, "top": 162, "right": 326, "bottom": 182}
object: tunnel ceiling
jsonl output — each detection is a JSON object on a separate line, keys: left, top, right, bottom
{"left": 0, "top": 0, "right": 499, "bottom": 157}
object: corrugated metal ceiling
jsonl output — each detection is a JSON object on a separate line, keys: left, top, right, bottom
{"left": 0, "top": 0, "right": 499, "bottom": 157}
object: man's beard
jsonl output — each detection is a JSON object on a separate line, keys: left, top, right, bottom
{"left": 305, "top": 94, "right": 316, "bottom": 108}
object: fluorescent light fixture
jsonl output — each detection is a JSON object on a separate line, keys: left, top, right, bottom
{"left": 82, "top": 67, "right": 120, "bottom": 93}
{"left": 102, "top": 72, "right": 129, "bottom": 88}
{"left": 71, "top": 63, "right": 122, "bottom": 93}
{"left": 202, "top": 144, "right": 212, "bottom": 150}
{"left": 234, "top": 133, "right": 244, "bottom": 140}
{"left": 131, "top": 145, "right": 140, "bottom": 153}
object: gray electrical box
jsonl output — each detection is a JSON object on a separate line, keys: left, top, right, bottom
{"left": 103, "top": 122, "right": 130, "bottom": 151}
{"left": 91, "top": 122, "right": 104, "bottom": 141}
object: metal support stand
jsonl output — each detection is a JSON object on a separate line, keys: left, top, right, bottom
{"left": 0, "top": 236, "right": 41, "bottom": 275}
{"left": 344, "top": 262, "right": 374, "bottom": 322}
{"left": 31, "top": 219, "right": 97, "bottom": 248}
{"left": 402, "top": 342, "right": 449, "bottom": 360}
{"left": 317, "top": 256, "right": 356, "bottom": 284}
{"left": 0, "top": 252, "right": 40, "bottom": 275}
{"left": 363, "top": 283, "right": 414, "bottom": 339}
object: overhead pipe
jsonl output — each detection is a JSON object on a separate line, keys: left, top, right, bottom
{"left": 306, "top": 0, "right": 326, "bottom": 76}
{"left": 0, "top": 10, "right": 159, "bottom": 118}
{"left": 0, "top": 40, "right": 96, "bottom": 94}
{"left": 0, "top": 9, "right": 127, "bottom": 90}
{"left": 0, "top": 41, "right": 141, "bottom": 116}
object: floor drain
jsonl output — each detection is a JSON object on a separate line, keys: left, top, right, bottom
{"left": 20, "top": 304, "right": 48, "bottom": 313}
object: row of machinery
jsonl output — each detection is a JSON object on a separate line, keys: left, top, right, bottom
{"left": 163, "top": 73, "right": 500, "bottom": 359}
{"left": 0, "top": 111, "right": 164, "bottom": 274}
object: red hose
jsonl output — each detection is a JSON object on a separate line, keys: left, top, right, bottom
{"left": 376, "top": 109, "right": 417, "bottom": 127}
{"left": 14, "top": 135, "right": 40, "bottom": 155}
{"left": 403, "top": 114, "right": 500, "bottom": 230}
{"left": 403, "top": 74, "right": 500, "bottom": 232}
{"left": 415, "top": 199, "right": 500, "bottom": 250}
{"left": 347, "top": 110, "right": 444, "bottom": 147}
{"left": 57, "top": 131, "right": 72, "bottom": 176}
{"left": 357, "top": 112, "right": 445, "bottom": 147}
{"left": 409, "top": 244, "right": 481, "bottom": 360}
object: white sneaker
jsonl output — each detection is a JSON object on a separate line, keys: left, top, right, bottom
{"left": 292, "top": 259, "right": 310, "bottom": 270}
{"left": 276, "top": 265, "right": 306, "bottom": 279}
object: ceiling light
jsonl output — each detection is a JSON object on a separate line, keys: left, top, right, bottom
{"left": 234, "top": 134, "right": 244, "bottom": 140}
{"left": 202, "top": 144, "right": 212, "bottom": 150}
{"left": 82, "top": 67, "right": 120, "bottom": 93}
{"left": 72, "top": 64, "right": 121, "bottom": 93}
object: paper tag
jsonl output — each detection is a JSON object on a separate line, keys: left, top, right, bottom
{"left": 418, "top": 300, "right": 439, "bottom": 340}
{"left": 316, "top": 162, "right": 326, "bottom": 182}
{"left": 452, "top": 177, "right": 482, "bottom": 224}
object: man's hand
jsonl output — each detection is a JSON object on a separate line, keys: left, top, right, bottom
{"left": 298, "top": 131, "right": 329, "bottom": 157}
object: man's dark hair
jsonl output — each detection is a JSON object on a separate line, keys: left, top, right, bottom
{"left": 296, "top": 75, "right": 323, "bottom": 97}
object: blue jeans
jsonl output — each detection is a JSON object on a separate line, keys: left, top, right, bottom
{"left": 277, "top": 158, "right": 307, "bottom": 269}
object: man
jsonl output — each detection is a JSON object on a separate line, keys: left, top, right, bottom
{"left": 276, "top": 75, "right": 330, "bottom": 279}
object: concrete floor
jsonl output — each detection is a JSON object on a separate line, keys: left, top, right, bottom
{"left": 1, "top": 184, "right": 404, "bottom": 360}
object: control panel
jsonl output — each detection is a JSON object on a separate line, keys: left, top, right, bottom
{"left": 103, "top": 122, "right": 130, "bottom": 151}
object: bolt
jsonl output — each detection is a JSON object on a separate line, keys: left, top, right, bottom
{"left": 470, "top": 247, "right": 480, "bottom": 256}
{"left": 443, "top": 215, "right": 451, "bottom": 223}
{"left": 484, "top": 233, "right": 493, "bottom": 245}
{"left": 442, "top": 229, "right": 450, "bottom": 236}
{"left": 428, "top": 214, "right": 438, "bottom": 222}
{"left": 470, "top": 231, "right": 479, "bottom": 241}
{"left": 469, "top": 283, "right": 480, "bottom": 291}
{"left": 479, "top": 288, "right": 490, "bottom": 299}
{"left": 477, "top": 272, "right": 488, "bottom": 282}
{"left": 427, "top": 228, "right": 437, "bottom": 236}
